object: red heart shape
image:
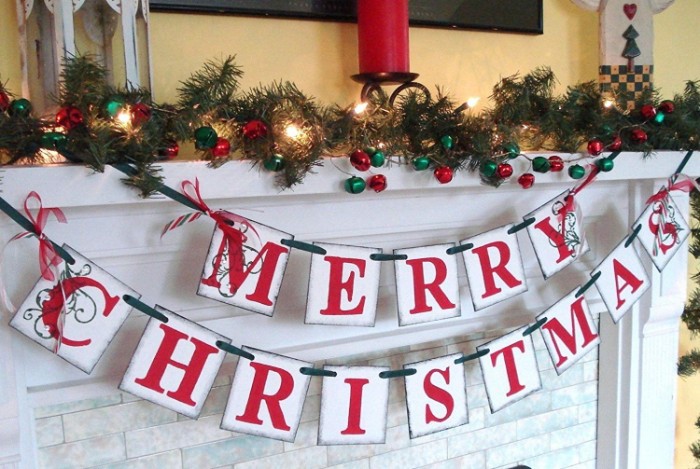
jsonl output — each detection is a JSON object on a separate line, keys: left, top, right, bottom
{"left": 624, "top": 3, "right": 637, "bottom": 20}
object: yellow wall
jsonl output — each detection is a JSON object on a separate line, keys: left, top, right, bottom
{"left": 2, "top": 0, "right": 700, "bottom": 466}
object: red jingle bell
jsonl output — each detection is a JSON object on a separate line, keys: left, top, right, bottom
{"left": 587, "top": 138, "right": 604, "bottom": 156}
{"left": 548, "top": 156, "right": 564, "bottom": 172}
{"left": 158, "top": 140, "right": 179, "bottom": 160}
{"left": 368, "top": 174, "right": 388, "bottom": 192}
{"left": 242, "top": 120, "right": 268, "bottom": 140}
{"left": 211, "top": 137, "right": 231, "bottom": 158}
{"left": 630, "top": 128, "right": 648, "bottom": 144}
{"left": 130, "top": 103, "right": 151, "bottom": 126}
{"left": 640, "top": 104, "right": 657, "bottom": 120}
{"left": 608, "top": 135, "right": 623, "bottom": 152}
{"left": 434, "top": 165, "right": 454, "bottom": 184}
{"left": 0, "top": 91, "right": 9, "bottom": 112}
{"left": 518, "top": 173, "right": 535, "bottom": 189}
{"left": 350, "top": 150, "right": 371, "bottom": 171}
{"left": 658, "top": 100, "right": 675, "bottom": 115}
{"left": 496, "top": 163, "right": 513, "bottom": 178}
{"left": 56, "top": 105, "right": 84, "bottom": 130}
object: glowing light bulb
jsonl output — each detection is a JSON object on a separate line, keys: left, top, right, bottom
{"left": 603, "top": 99, "right": 615, "bottom": 109}
{"left": 354, "top": 102, "right": 368, "bottom": 114}
{"left": 285, "top": 125, "right": 301, "bottom": 139}
{"left": 466, "top": 97, "right": 480, "bottom": 108}
{"left": 117, "top": 110, "right": 132, "bottom": 125}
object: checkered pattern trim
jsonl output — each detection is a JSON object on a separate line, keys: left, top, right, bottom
{"left": 599, "top": 65, "right": 653, "bottom": 94}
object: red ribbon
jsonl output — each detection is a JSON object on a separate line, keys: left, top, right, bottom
{"left": 644, "top": 174, "right": 699, "bottom": 256}
{"left": 11, "top": 192, "right": 67, "bottom": 282}
{"left": 556, "top": 165, "right": 599, "bottom": 243}
{"left": 180, "top": 179, "right": 259, "bottom": 264}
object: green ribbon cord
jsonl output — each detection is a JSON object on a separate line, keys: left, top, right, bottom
{"left": 674, "top": 150, "right": 694, "bottom": 176}
{"left": 122, "top": 295, "right": 169, "bottom": 323}
{"left": 454, "top": 349, "right": 490, "bottom": 364}
{"left": 216, "top": 341, "right": 255, "bottom": 361}
{"left": 299, "top": 367, "right": 338, "bottom": 377}
{"left": 370, "top": 253, "right": 409, "bottom": 261}
{"left": 446, "top": 243, "right": 474, "bottom": 255}
{"left": 379, "top": 368, "right": 417, "bottom": 379}
{"left": 608, "top": 150, "right": 621, "bottom": 160}
{"left": 576, "top": 271, "right": 602, "bottom": 298}
{"left": 111, "top": 163, "right": 202, "bottom": 212}
{"left": 0, "top": 196, "right": 75, "bottom": 265}
{"left": 507, "top": 218, "right": 536, "bottom": 235}
{"left": 625, "top": 224, "right": 642, "bottom": 248}
{"left": 523, "top": 317, "right": 547, "bottom": 336}
{"left": 279, "top": 239, "right": 327, "bottom": 255}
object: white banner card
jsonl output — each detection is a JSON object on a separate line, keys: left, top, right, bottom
{"left": 221, "top": 347, "right": 311, "bottom": 442}
{"left": 10, "top": 245, "right": 139, "bottom": 374}
{"left": 305, "top": 243, "right": 382, "bottom": 327}
{"left": 592, "top": 238, "right": 650, "bottom": 323}
{"left": 404, "top": 354, "right": 468, "bottom": 438}
{"left": 119, "top": 306, "right": 229, "bottom": 419}
{"left": 525, "top": 191, "right": 589, "bottom": 279}
{"left": 461, "top": 224, "right": 528, "bottom": 311}
{"left": 632, "top": 193, "right": 690, "bottom": 271}
{"left": 394, "top": 243, "right": 460, "bottom": 326}
{"left": 478, "top": 327, "right": 541, "bottom": 413}
{"left": 537, "top": 289, "right": 600, "bottom": 375}
{"left": 198, "top": 214, "right": 293, "bottom": 317}
{"left": 318, "top": 365, "right": 390, "bottom": 445}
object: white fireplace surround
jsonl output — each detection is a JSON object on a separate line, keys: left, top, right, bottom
{"left": 0, "top": 152, "right": 694, "bottom": 468}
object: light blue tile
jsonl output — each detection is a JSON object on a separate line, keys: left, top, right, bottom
{"left": 125, "top": 415, "right": 232, "bottom": 458}
{"left": 522, "top": 445, "right": 580, "bottom": 468}
{"left": 35, "top": 416, "right": 64, "bottom": 447}
{"left": 38, "top": 434, "right": 126, "bottom": 469}
{"left": 516, "top": 407, "right": 578, "bottom": 439}
{"left": 369, "top": 440, "right": 446, "bottom": 469}
{"left": 181, "top": 435, "right": 283, "bottom": 468}
{"left": 234, "top": 446, "right": 327, "bottom": 469}
{"left": 63, "top": 400, "right": 177, "bottom": 442}
{"left": 283, "top": 420, "right": 318, "bottom": 451}
{"left": 550, "top": 422, "right": 597, "bottom": 451}
{"left": 420, "top": 452, "right": 486, "bottom": 469}
{"left": 578, "top": 401, "right": 598, "bottom": 423}
{"left": 34, "top": 394, "right": 123, "bottom": 419}
{"left": 447, "top": 422, "right": 517, "bottom": 458}
{"left": 485, "top": 391, "right": 552, "bottom": 426}
{"left": 96, "top": 449, "right": 181, "bottom": 469}
{"left": 326, "top": 424, "right": 410, "bottom": 466}
{"left": 551, "top": 382, "right": 597, "bottom": 410}
{"left": 485, "top": 434, "right": 550, "bottom": 467}
{"left": 326, "top": 459, "right": 370, "bottom": 469}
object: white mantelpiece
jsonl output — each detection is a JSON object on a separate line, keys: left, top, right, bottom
{"left": 0, "top": 152, "right": 695, "bottom": 468}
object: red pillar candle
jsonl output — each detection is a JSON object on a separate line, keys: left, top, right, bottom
{"left": 357, "top": 0, "right": 410, "bottom": 75}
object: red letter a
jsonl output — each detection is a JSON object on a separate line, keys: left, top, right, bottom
{"left": 134, "top": 323, "right": 220, "bottom": 407}
{"left": 612, "top": 259, "right": 644, "bottom": 310}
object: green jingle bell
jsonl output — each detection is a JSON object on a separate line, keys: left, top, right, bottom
{"left": 40, "top": 131, "right": 68, "bottom": 151}
{"left": 503, "top": 142, "right": 520, "bottom": 159}
{"left": 344, "top": 176, "right": 366, "bottom": 194}
{"left": 532, "top": 156, "right": 551, "bottom": 173}
{"left": 194, "top": 126, "right": 218, "bottom": 150}
{"left": 480, "top": 160, "right": 498, "bottom": 177}
{"left": 9, "top": 98, "right": 32, "bottom": 117}
{"left": 104, "top": 97, "right": 125, "bottom": 118}
{"left": 568, "top": 164, "right": 586, "bottom": 179}
{"left": 370, "top": 151, "right": 385, "bottom": 167}
{"left": 440, "top": 135, "right": 454, "bottom": 150}
{"left": 595, "top": 157, "right": 614, "bottom": 172}
{"left": 263, "top": 154, "right": 286, "bottom": 172}
{"left": 412, "top": 156, "right": 430, "bottom": 171}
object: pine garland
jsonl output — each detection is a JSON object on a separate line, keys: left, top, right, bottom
{"left": 2, "top": 55, "right": 700, "bottom": 195}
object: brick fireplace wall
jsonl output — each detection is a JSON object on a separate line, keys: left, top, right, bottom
{"left": 32, "top": 326, "right": 598, "bottom": 469}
